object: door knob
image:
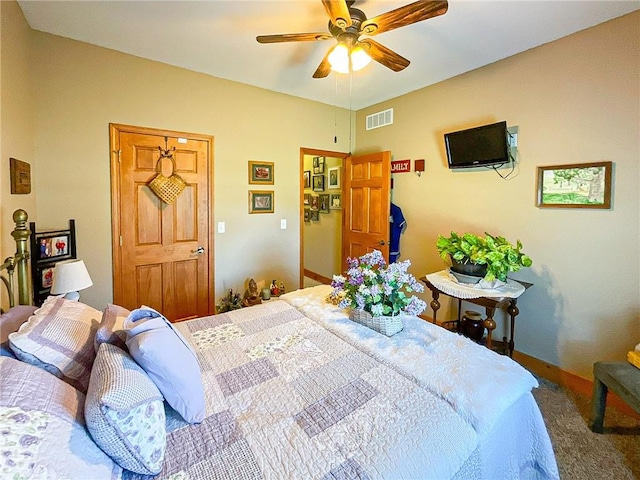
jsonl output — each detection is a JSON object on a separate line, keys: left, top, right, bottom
{"left": 192, "top": 246, "right": 205, "bottom": 254}
{"left": 377, "top": 240, "right": 386, "bottom": 246}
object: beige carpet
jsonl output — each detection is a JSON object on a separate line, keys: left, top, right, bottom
{"left": 533, "top": 378, "right": 639, "bottom": 479}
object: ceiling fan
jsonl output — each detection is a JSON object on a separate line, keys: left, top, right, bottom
{"left": 256, "top": 0, "right": 448, "bottom": 78}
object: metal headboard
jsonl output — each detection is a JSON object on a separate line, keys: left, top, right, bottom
{"left": 0, "top": 209, "right": 31, "bottom": 311}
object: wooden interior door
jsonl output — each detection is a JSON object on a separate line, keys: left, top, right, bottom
{"left": 342, "top": 151, "right": 391, "bottom": 270}
{"left": 110, "top": 124, "right": 214, "bottom": 322}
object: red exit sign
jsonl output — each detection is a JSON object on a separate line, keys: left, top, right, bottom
{"left": 391, "top": 159, "right": 411, "bottom": 173}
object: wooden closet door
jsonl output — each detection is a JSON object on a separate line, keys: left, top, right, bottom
{"left": 110, "top": 124, "right": 214, "bottom": 321}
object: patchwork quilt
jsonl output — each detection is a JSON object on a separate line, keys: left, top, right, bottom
{"left": 143, "top": 300, "right": 481, "bottom": 479}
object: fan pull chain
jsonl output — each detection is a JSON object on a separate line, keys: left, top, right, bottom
{"left": 334, "top": 74, "right": 338, "bottom": 144}
{"left": 349, "top": 71, "right": 353, "bottom": 155}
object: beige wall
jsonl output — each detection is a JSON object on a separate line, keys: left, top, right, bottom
{"left": 23, "top": 25, "right": 350, "bottom": 310}
{"left": 0, "top": 2, "right": 37, "bottom": 310}
{"left": 356, "top": 11, "right": 640, "bottom": 378}
{"left": 303, "top": 155, "right": 343, "bottom": 279}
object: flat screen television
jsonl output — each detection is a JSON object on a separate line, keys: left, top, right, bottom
{"left": 444, "top": 121, "right": 509, "bottom": 169}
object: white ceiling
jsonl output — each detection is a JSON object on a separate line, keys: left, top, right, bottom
{"left": 17, "top": 0, "right": 640, "bottom": 110}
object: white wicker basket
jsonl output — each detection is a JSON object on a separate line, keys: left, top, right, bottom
{"left": 349, "top": 309, "right": 404, "bottom": 337}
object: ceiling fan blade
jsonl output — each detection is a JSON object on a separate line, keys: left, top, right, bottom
{"left": 321, "top": 0, "right": 352, "bottom": 29}
{"left": 360, "top": 39, "right": 410, "bottom": 72}
{"left": 257, "top": 32, "right": 332, "bottom": 44}
{"left": 312, "top": 50, "right": 333, "bottom": 78}
{"left": 360, "top": 0, "right": 448, "bottom": 36}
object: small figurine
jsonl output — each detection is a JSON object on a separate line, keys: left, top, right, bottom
{"left": 279, "top": 282, "right": 285, "bottom": 295}
{"left": 271, "top": 279, "right": 279, "bottom": 297}
{"left": 242, "top": 278, "right": 262, "bottom": 307}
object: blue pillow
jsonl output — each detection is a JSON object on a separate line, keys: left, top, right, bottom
{"left": 124, "top": 307, "right": 205, "bottom": 424}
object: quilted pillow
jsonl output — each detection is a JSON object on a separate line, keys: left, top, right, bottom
{"left": 0, "top": 356, "right": 122, "bottom": 479}
{"left": 8, "top": 296, "right": 100, "bottom": 392}
{"left": 94, "top": 304, "right": 130, "bottom": 353}
{"left": 125, "top": 306, "right": 205, "bottom": 424}
{"left": 0, "top": 305, "right": 37, "bottom": 358}
{"left": 85, "top": 343, "right": 166, "bottom": 475}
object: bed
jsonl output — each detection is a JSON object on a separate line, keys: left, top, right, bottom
{"left": 0, "top": 210, "right": 559, "bottom": 479}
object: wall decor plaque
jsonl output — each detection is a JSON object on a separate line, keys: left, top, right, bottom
{"left": 10, "top": 158, "right": 31, "bottom": 194}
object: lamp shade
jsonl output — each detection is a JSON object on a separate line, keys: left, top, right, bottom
{"left": 328, "top": 43, "right": 372, "bottom": 74}
{"left": 50, "top": 259, "right": 93, "bottom": 296}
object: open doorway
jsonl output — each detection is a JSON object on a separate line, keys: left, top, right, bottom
{"left": 299, "top": 148, "right": 348, "bottom": 288}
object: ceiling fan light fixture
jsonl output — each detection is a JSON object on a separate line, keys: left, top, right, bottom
{"left": 328, "top": 43, "right": 371, "bottom": 74}
{"left": 350, "top": 45, "right": 371, "bottom": 71}
{"left": 328, "top": 43, "right": 350, "bottom": 74}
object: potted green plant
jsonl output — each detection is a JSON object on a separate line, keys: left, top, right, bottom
{"left": 436, "top": 232, "right": 533, "bottom": 283}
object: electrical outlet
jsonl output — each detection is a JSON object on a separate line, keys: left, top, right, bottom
{"left": 217, "top": 222, "right": 225, "bottom": 234}
{"left": 280, "top": 219, "right": 287, "bottom": 230}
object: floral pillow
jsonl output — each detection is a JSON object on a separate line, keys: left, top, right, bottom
{"left": 0, "top": 356, "right": 122, "bottom": 479}
{"left": 94, "top": 303, "right": 130, "bottom": 353}
{"left": 8, "top": 296, "right": 101, "bottom": 392}
{"left": 85, "top": 343, "right": 166, "bottom": 475}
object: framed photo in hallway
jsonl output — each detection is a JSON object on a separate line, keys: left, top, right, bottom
{"left": 328, "top": 166, "right": 340, "bottom": 189}
{"left": 312, "top": 175, "right": 324, "bottom": 192}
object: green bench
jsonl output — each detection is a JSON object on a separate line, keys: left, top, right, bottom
{"left": 591, "top": 361, "right": 640, "bottom": 433}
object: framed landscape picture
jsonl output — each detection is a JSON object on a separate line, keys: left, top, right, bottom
{"left": 249, "top": 190, "right": 274, "bottom": 214}
{"left": 248, "top": 161, "right": 274, "bottom": 185}
{"left": 536, "top": 161, "right": 612, "bottom": 209}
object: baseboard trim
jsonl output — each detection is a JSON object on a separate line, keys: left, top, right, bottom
{"left": 513, "top": 350, "right": 639, "bottom": 420}
{"left": 303, "top": 269, "right": 332, "bottom": 285}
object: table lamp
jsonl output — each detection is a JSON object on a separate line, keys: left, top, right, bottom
{"left": 50, "top": 259, "right": 93, "bottom": 301}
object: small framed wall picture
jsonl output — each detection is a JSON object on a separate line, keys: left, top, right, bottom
{"left": 319, "top": 194, "right": 330, "bottom": 213}
{"left": 249, "top": 190, "right": 274, "bottom": 214}
{"left": 328, "top": 166, "right": 341, "bottom": 190}
{"left": 248, "top": 161, "right": 274, "bottom": 185}
{"left": 311, "top": 195, "right": 319, "bottom": 210}
{"left": 330, "top": 193, "right": 342, "bottom": 210}
{"left": 310, "top": 210, "right": 320, "bottom": 221}
{"left": 536, "top": 161, "right": 612, "bottom": 209}
{"left": 10, "top": 158, "right": 31, "bottom": 194}
{"left": 304, "top": 170, "right": 311, "bottom": 189}
{"left": 313, "top": 156, "right": 325, "bottom": 174}
{"left": 304, "top": 209, "right": 311, "bottom": 222}
{"left": 312, "top": 175, "right": 325, "bottom": 192}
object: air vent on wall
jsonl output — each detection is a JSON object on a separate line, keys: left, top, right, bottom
{"left": 366, "top": 108, "right": 393, "bottom": 130}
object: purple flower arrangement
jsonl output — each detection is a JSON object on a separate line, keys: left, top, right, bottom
{"left": 330, "top": 250, "right": 427, "bottom": 317}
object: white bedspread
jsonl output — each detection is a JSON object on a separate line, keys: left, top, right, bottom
{"left": 282, "top": 285, "right": 559, "bottom": 479}
{"left": 282, "top": 285, "right": 536, "bottom": 434}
